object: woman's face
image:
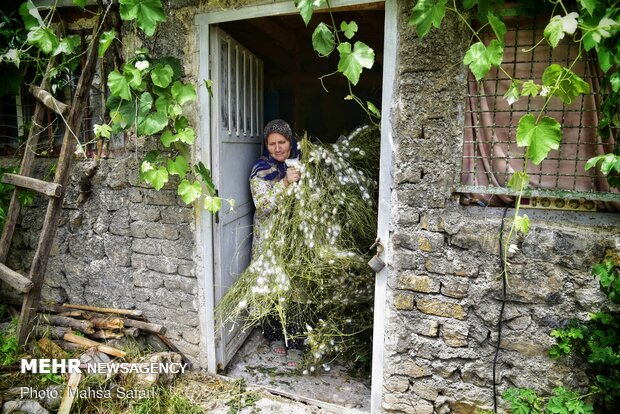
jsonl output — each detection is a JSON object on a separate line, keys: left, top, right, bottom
{"left": 266, "top": 133, "right": 291, "bottom": 162}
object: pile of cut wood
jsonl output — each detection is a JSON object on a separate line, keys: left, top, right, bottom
{"left": 30, "top": 303, "right": 181, "bottom": 360}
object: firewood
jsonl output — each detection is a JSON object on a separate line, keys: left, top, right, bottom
{"left": 89, "top": 315, "right": 123, "bottom": 330}
{"left": 123, "top": 327, "right": 141, "bottom": 337}
{"left": 63, "top": 332, "right": 126, "bottom": 358}
{"left": 37, "top": 314, "right": 95, "bottom": 334}
{"left": 52, "top": 340, "right": 83, "bottom": 353}
{"left": 62, "top": 303, "right": 142, "bottom": 317}
{"left": 122, "top": 318, "right": 165, "bottom": 334}
{"left": 57, "top": 371, "right": 82, "bottom": 414}
{"left": 90, "top": 330, "right": 123, "bottom": 340}
{"left": 33, "top": 325, "right": 69, "bottom": 340}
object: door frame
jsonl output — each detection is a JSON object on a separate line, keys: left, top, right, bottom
{"left": 194, "top": 1, "right": 396, "bottom": 412}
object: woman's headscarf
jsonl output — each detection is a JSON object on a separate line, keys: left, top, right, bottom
{"left": 250, "top": 119, "right": 300, "bottom": 181}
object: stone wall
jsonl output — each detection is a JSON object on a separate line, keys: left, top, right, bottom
{"left": 3, "top": 156, "right": 202, "bottom": 362}
{"left": 383, "top": 1, "right": 620, "bottom": 413}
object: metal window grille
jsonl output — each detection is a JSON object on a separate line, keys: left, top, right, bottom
{"left": 458, "top": 22, "right": 620, "bottom": 206}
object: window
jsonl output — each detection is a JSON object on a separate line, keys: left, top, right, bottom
{"left": 458, "top": 20, "right": 619, "bottom": 210}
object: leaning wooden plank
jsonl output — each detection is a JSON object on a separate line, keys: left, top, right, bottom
{"left": 57, "top": 371, "right": 82, "bottom": 414}
{"left": 63, "top": 332, "right": 126, "bottom": 358}
{"left": 90, "top": 329, "right": 123, "bottom": 340}
{"left": 36, "top": 313, "right": 95, "bottom": 334}
{"left": 15, "top": 6, "right": 109, "bottom": 345}
{"left": 63, "top": 303, "right": 143, "bottom": 317}
{"left": 89, "top": 315, "right": 123, "bottom": 330}
{"left": 1, "top": 174, "right": 62, "bottom": 197}
{"left": 29, "top": 85, "right": 70, "bottom": 116}
{"left": 0, "top": 263, "right": 33, "bottom": 293}
{"left": 0, "top": 57, "right": 56, "bottom": 263}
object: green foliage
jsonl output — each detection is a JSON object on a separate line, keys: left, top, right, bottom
{"left": 503, "top": 386, "right": 594, "bottom": 414}
{"left": 516, "top": 114, "right": 562, "bottom": 165}
{"left": 295, "top": 0, "right": 325, "bottom": 26}
{"left": 0, "top": 317, "right": 20, "bottom": 365}
{"left": 119, "top": 0, "right": 166, "bottom": 36}
{"left": 408, "top": 0, "right": 448, "bottom": 38}
{"left": 312, "top": 22, "right": 334, "bottom": 56}
{"left": 336, "top": 41, "right": 375, "bottom": 86}
{"left": 463, "top": 40, "right": 503, "bottom": 81}
{"left": 542, "top": 65, "right": 590, "bottom": 105}
{"left": 584, "top": 153, "right": 620, "bottom": 188}
{"left": 98, "top": 29, "right": 116, "bottom": 57}
{"left": 549, "top": 259, "right": 620, "bottom": 410}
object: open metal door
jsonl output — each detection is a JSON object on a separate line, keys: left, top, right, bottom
{"left": 210, "top": 27, "right": 263, "bottom": 370}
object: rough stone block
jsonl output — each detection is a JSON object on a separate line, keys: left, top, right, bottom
{"left": 424, "top": 256, "right": 479, "bottom": 277}
{"left": 132, "top": 253, "right": 178, "bottom": 274}
{"left": 129, "top": 188, "right": 144, "bottom": 203}
{"left": 144, "top": 222, "right": 180, "bottom": 240}
{"left": 103, "top": 234, "right": 131, "bottom": 266}
{"left": 68, "top": 234, "right": 105, "bottom": 261}
{"left": 132, "top": 238, "right": 162, "bottom": 255}
{"left": 412, "top": 320, "right": 439, "bottom": 337}
{"left": 384, "top": 375, "right": 410, "bottom": 393}
{"left": 160, "top": 239, "right": 194, "bottom": 260}
{"left": 146, "top": 190, "right": 178, "bottom": 206}
{"left": 394, "top": 293, "right": 414, "bottom": 310}
{"left": 442, "top": 322, "right": 468, "bottom": 347}
{"left": 391, "top": 250, "right": 421, "bottom": 270}
{"left": 400, "top": 359, "right": 432, "bottom": 378}
{"left": 440, "top": 279, "right": 469, "bottom": 299}
{"left": 130, "top": 221, "right": 148, "bottom": 238}
{"left": 129, "top": 206, "right": 162, "bottom": 222}
{"left": 163, "top": 274, "right": 198, "bottom": 295}
{"left": 450, "top": 223, "right": 500, "bottom": 255}
{"left": 161, "top": 206, "right": 194, "bottom": 224}
{"left": 94, "top": 213, "right": 111, "bottom": 235}
{"left": 398, "top": 273, "right": 440, "bottom": 293}
{"left": 177, "top": 262, "right": 195, "bottom": 277}
{"left": 134, "top": 270, "right": 165, "bottom": 289}
{"left": 182, "top": 328, "right": 200, "bottom": 345}
{"left": 109, "top": 208, "right": 130, "bottom": 236}
{"left": 412, "top": 383, "right": 439, "bottom": 402}
{"left": 417, "top": 298, "right": 466, "bottom": 320}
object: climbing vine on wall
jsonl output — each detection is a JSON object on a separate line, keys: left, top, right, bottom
{"left": 1, "top": 0, "right": 229, "bottom": 213}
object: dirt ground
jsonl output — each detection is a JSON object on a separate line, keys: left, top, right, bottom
{"left": 222, "top": 328, "right": 371, "bottom": 413}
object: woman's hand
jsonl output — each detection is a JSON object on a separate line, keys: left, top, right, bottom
{"left": 283, "top": 167, "right": 300, "bottom": 187}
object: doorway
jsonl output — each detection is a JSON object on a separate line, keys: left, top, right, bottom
{"left": 195, "top": 1, "right": 396, "bottom": 412}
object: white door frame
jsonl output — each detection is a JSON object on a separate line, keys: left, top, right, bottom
{"left": 194, "top": 1, "right": 396, "bottom": 412}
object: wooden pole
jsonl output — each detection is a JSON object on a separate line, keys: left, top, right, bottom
{"left": 62, "top": 303, "right": 143, "bottom": 317}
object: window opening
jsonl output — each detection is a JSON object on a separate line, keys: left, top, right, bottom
{"left": 458, "top": 21, "right": 620, "bottom": 209}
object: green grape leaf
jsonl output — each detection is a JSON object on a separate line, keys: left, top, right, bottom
{"left": 93, "top": 124, "right": 112, "bottom": 139}
{"left": 178, "top": 179, "right": 202, "bottom": 204}
{"left": 19, "top": 1, "right": 44, "bottom": 30}
{"left": 171, "top": 81, "right": 197, "bottom": 106}
{"left": 408, "top": 0, "right": 448, "bottom": 38}
{"left": 590, "top": 17, "right": 619, "bottom": 43}
{"left": 463, "top": 40, "right": 503, "bottom": 81}
{"left": 177, "top": 127, "right": 196, "bottom": 144}
{"left": 585, "top": 153, "right": 620, "bottom": 175}
{"left": 161, "top": 129, "right": 177, "bottom": 147}
{"left": 73, "top": 0, "right": 87, "bottom": 8}
{"left": 367, "top": 101, "right": 381, "bottom": 118}
{"left": 596, "top": 44, "right": 613, "bottom": 73}
{"left": 578, "top": 0, "right": 596, "bottom": 15}
{"left": 503, "top": 81, "right": 520, "bottom": 105}
{"left": 487, "top": 11, "right": 506, "bottom": 44}
{"left": 27, "top": 27, "right": 59, "bottom": 54}
{"left": 98, "top": 29, "right": 116, "bottom": 57}
{"left": 124, "top": 64, "right": 143, "bottom": 89}
{"left": 107, "top": 95, "right": 136, "bottom": 130}
{"left": 168, "top": 155, "right": 189, "bottom": 176}
{"left": 337, "top": 41, "right": 374, "bottom": 86}
{"left": 53, "top": 35, "right": 80, "bottom": 56}
{"left": 544, "top": 13, "right": 579, "bottom": 48}
{"left": 195, "top": 162, "right": 216, "bottom": 195}
{"left": 175, "top": 116, "right": 189, "bottom": 131}
{"left": 151, "top": 63, "right": 173, "bottom": 88}
{"left": 169, "top": 104, "right": 183, "bottom": 117}
{"left": 144, "top": 166, "right": 168, "bottom": 190}
{"left": 296, "top": 0, "right": 325, "bottom": 26}
{"left": 514, "top": 214, "right": 530, "bottom": 235}
{"left": 108, "top": 70, "right": 132, "bottom": 101}
{"left": 542, "top": 64, "right": 590, "bottom": 105}
{"left": 610, "top": 72, "right": 620, "bottom": 92}
{"left": 507, "top": 171, "right": 530, "bottom": 191}
{"left": 516, "top": 114, "right": 562, "bottom": 165}
{"left": 155, "top": 95, "right": 172, "bottom": 116}
{"left": 521, "top": 80, "right": 541, "bottom": 97}
{"left": 119, "top": 0, "right": 166, "bottom": 37}
{"left": 341, "top": 21, "right": 358, "bottom": 39}
{"left": 139, "top": 111, "right": 168, "bottom": 135}
{"left": 204, "top": 195, "right": 222, "bottom": 213}
{"left": 312, "top": 23, "right": 334, "bottom": 57}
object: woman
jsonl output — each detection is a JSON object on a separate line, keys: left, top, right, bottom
{"left": 249, "top": 119, "right": 301, "bottom": 258}
{"left": 249, "top": 119, "right": 303, "bottom": 367}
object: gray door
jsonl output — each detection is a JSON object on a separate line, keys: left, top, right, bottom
{"left": 210, "top": 27, "right": 264, "bottom": 369}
